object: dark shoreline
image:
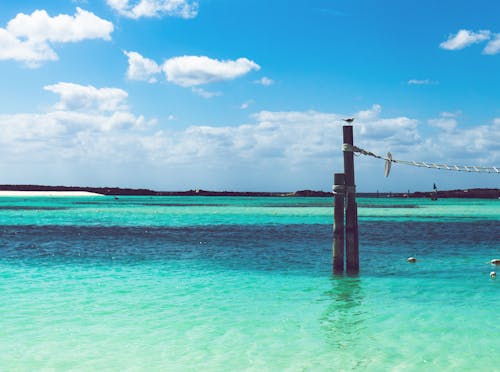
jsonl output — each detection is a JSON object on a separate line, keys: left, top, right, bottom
{"left": 0, "top": 185, "right": 498, "bottom": 199}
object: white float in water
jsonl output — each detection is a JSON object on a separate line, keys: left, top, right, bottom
{"left": 490, "top": 271, "right": 496, "bottom": 279}
{"left": 407, "top": 257, "right": 417, "bottom": 263}
{"left": 490, "top": 259, "right": 500, "bottom": 265}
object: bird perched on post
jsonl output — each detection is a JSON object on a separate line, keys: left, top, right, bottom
{"left": 343, "top": 118, "right": 355, "bottom": 123}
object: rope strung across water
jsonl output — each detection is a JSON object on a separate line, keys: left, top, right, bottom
{"left": 342, "top": 144, "right": 500, "bottom": 174}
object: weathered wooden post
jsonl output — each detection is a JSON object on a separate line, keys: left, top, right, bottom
{"left": 333, "top": 173, "right": 345, "bottom": 274}
{"left": 343, "top": 125, "right": 359, "bottom": 274}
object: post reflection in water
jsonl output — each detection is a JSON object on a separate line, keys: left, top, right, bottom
{"left": 319, "top": 276, "right": 367, "bottom": 351}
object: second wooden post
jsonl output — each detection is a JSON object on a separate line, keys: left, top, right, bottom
{"left": 343, "top": 125, "right": 359, "bottom": 274}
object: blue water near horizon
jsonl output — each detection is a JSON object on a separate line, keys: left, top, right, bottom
{"left": 0, "top": 196, "right": 499, "bottom": 370}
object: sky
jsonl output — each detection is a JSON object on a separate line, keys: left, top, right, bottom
{"left": 0, "top": 0, "right": 499, "bottom": 192}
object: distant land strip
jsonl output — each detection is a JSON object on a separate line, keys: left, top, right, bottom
{"left": 0, "top": 185, "right": 498, "bottom": 199}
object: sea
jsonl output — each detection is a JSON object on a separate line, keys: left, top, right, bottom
{"left": 0, "top": 195, "right": 499, "bottom": 371}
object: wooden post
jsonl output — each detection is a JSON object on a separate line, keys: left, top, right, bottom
{"left": 333, "top": 173, "right": 345, "bottom": 274}
{"left": 343, "top": 125, "right": 359, "bottom": 274}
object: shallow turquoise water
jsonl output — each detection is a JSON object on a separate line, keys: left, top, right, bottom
{"left": 0, "top": 196, "right": 499, "bottom": 370}
{"left": 0, "top": 196, "right": 497, "bottom": 226}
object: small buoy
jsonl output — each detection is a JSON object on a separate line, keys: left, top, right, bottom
{"left": 490, "top": 271, "right": 496, "bottom": 279}
{"left": 407, "top": 257, "right": 417, "bottom": 263}
{"left": 490, "top": 259, "right": 500, "bottom": 265}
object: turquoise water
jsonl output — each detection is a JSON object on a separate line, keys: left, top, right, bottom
{"left": 0, "top": 196, "right": 499, "bottom": 370}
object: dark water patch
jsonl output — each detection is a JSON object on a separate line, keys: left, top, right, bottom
{"left": 358, "top": 220, "right": 500, "bottom": 278}
{"left": 73, "top": 201, "right": 228, "bottom": 207}
{"left": 139, "top": 203, "right": 333, "bottom": 208}
{"left": 260, "top": 203, "right": 332, "bottom": 208}
{"left": 0, "top": 225, "right": 332, "bottom": 273}
{"left": 0, "top": 221, "right": 498, "bottom": 276}
{"left": 361, "top": 214, "right": 498, "bottom": 222}
{"left": 0, "top": 206, "right": 68, "bottom": 211}
{"left": 359, "top": 220, "right": 499, "bottom": 250}
{"left": 144, "top": 203, "right": 227, "bottom": 207}
{"left": 359, "top": 204, "right": 420, "bottom": 209}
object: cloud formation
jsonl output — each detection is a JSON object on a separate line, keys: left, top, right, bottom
{"left": 0, "top": 8, "right": 113, "bottom": 67}
{"left": 1, "top": 89, "right": 498, "bottom": 190}
{"left": 440, "top": 29, "right": 491, "bottom": 50}
{"left": 0, "top": 82, "right": 151, "bottom": 160}
{"left": 107, "top": 0, "right": 198, "bottom": 19}
{"left": 0, "top": 28, "right": 57, "bottom": 65}
{"left": 484, "top": 34, "right": 500, "bottom": 55}
{"left": 240, "top": 100, "right": 253, "bottom": 109}
{"left": 191, "top": 87, "right": 222, "bottom": 98}
{"left": 44, "top": 82, "right": 129, "bottom": 112}
{"left": 123, "top": 51, "right": 260, "bottom": 96}
{"left": 7, "top": 8, "right": 113, "bottom": 43}
{"left": 254, "top": 77, "right": 274, "bottom": 86}
{"left": 408, "top": 79, "right": 438, "bottom": 85}
{"left": 124, "top": 51, "right": 161, "bottom": 82}
{"left": 163, "top": 56, "right": 260, "bottom": 87}
{"left": 428, "top": 112, "right": 458, "bottom": 132}
{"left": 440, "top": 29, "right": 500, "bottom": 55}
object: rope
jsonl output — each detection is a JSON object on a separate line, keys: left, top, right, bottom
{"left": 332, "top": 184, "right": 356, "bottom": 195}
{"left": 343, "top": 143, "right": 500, "bottom": 174}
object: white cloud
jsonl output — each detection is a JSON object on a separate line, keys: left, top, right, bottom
{"left": 44, "top": 82, "right": 129, "bottom": 112}
{"left": 354, "top": 108, "right": 419, "bottom": 149}
{"left": 428, "top": 112, "right": 458, "bottom": 132}
{"left": 357, "top": 104, "right": 382, "bottom": 121}
{"left": 0, "top": 107, "right": 148, "bottom": 152}
{"left": 0, "top": 8, "right": 113, "bottom": 67}
{"left": 163, "top": 56, "right": 260, "bottom": 87}
{"left": 0, "top": 113, "right": 66, "bottom": 141}
{"left": 191, "top": 87, "right": 222, "bottom": 98}
{"left": 420, "top": 121, "right": 500, "bottom": 165}
{"left": 483, "top": 34, "right": 500, "bottom": 55}
{"left": 440, "top": 29, "right": 500, "bottom": 55}
{"left": 122, "top": 53, "right": 260, "bottom": 96}
{"left": 51, "top": 110, "right": 148, "bottom": 132}
{"left": 107, "top": 0, "right": 198, "bottom": 19}
{"left": 254, "top": 77, "right": 274, "bottom": 86}
{"left": 440, "top": 29, "right": 491, "bottom": 50}
{"left": 2, "top": 97, "right": 498, "bottom": 190}
{"left": 440, "top": 111, "right": 461, "bottom": 118}
{"left": 408, "top": 79, "right": 438, "bottom": 85}
{"left": 0, "top": 82, "right": 154, "bottom": 141}
{"left": 7, "top": 8, "right": 113, "bottom": 43}
{"left": 124, "top": 51, "right": 161, "bottom": 82}
{"left": 0, "top": 28, "right": 56, "bottom": 67}
{"left": 240, "top": 100, "right": 253, "bottom": 110}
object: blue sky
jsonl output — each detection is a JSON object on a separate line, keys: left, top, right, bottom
{"left": 0, "top": 0, "right": 498, "bottom": 191}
